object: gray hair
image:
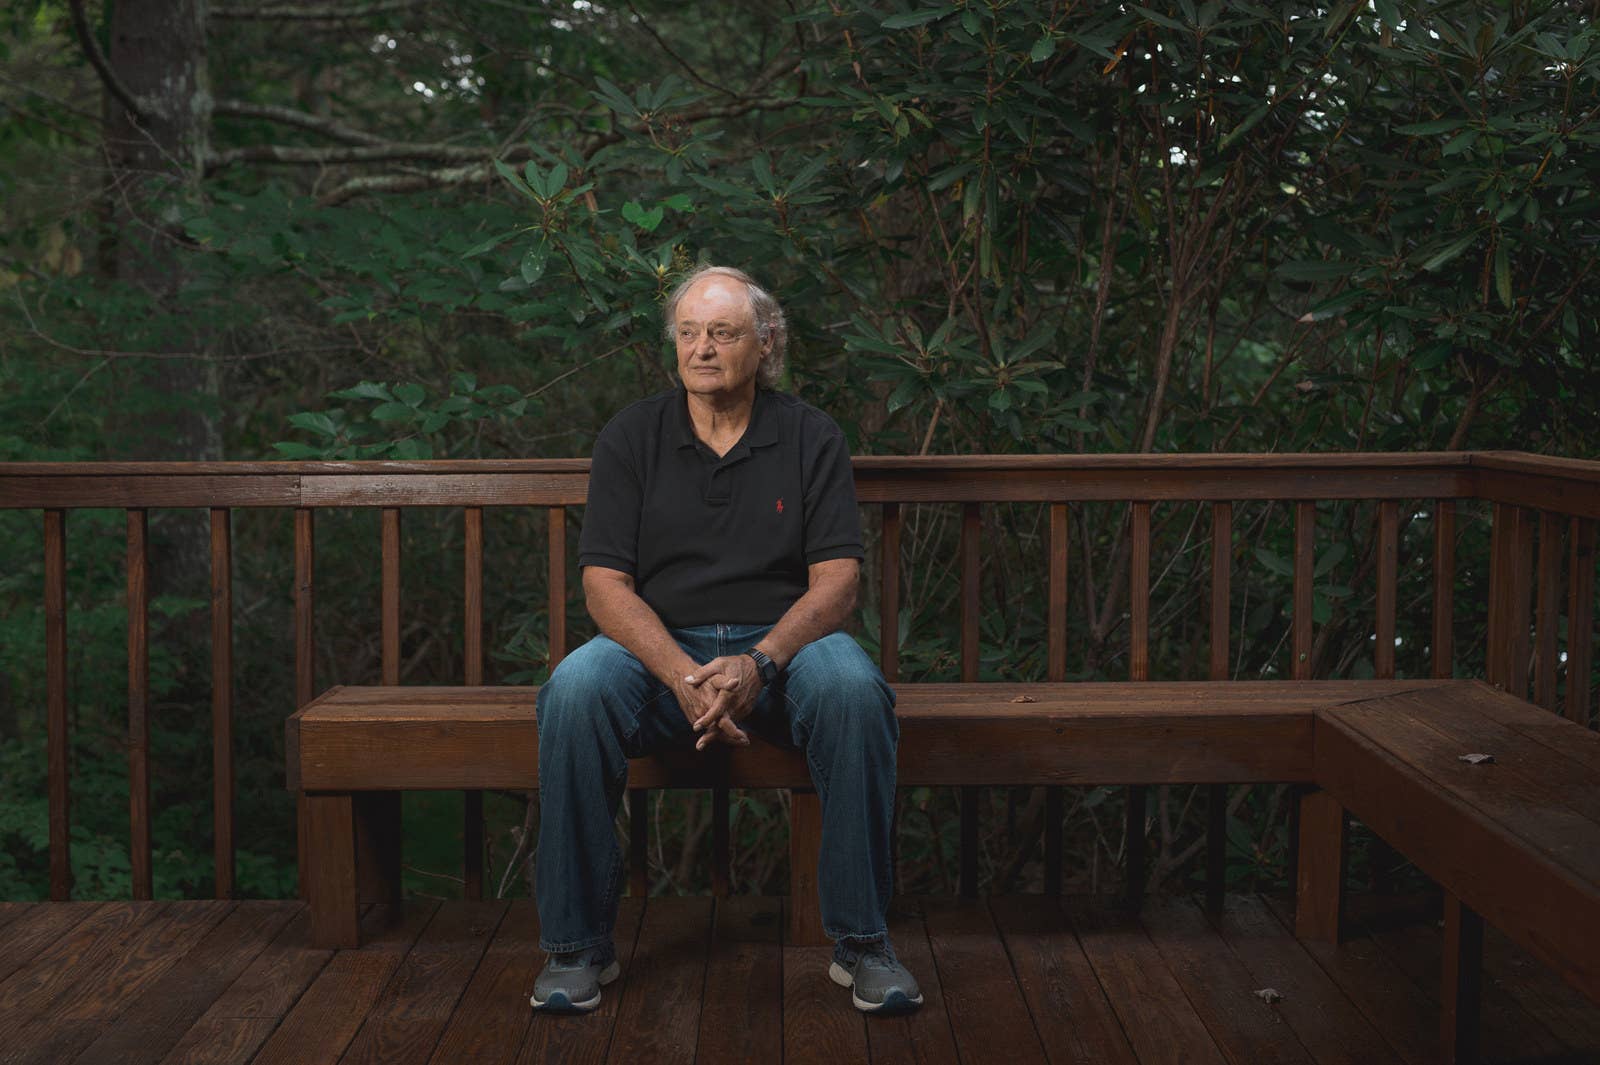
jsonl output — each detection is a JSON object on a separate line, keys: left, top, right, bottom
{"left": 662, "top": 265, "right": 788, "bottom": 388}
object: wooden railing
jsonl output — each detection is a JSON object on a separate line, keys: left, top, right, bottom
{"left": 3, "top": 451, "right": 1596, "bottom": 904}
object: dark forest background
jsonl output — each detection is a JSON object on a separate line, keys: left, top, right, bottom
{"left": 1, "top": 0, "right": 1596, "bottom": 902}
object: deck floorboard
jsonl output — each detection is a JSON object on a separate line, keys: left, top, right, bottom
{"left": 0, "top": 893, "right": 1593, "bottom": 1065}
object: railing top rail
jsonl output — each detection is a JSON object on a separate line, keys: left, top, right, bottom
{"left": 1, "top": 451, "right": 1597, "bottom": 511}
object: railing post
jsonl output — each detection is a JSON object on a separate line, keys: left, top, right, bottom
{"left": 959, "top": 502, "right": 981, "bottom": 899}
{"left": 127, "top": 508, "right": 152, "bottom": 901}
{"left": 210, "top": 507, "right": 235, "bottom": 899}
{"left": 1125, "top": 501, "right": 1151, "bottom": 910}
{"left": 1045, "top": 503, "right": 1068, "bottom": 897}
{"left": 294, "top": 507, "right": 315, "bottom": 901}
{"left": 1487, "top": 503, "right": 1534, "bottom": 695}
{"left": 464, "top": 506, "right": 484, "bottom": 901}
{"left": 44, "top": 509, "right": 72, "bottom": 901}
{"left": 1206, "top": 501, "right": 1232, "bottom": 915}
{"left": 1291, "top": 499, "right": 1346, "bottom": 938}
{"left": 1569, "top": 518, "right": 1596, "bottom": 727}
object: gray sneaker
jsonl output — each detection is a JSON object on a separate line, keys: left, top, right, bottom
{"left": 829, "top": 937, "right": 924, "bottom": 1013}
{"left": 530, "top": 944, "right": 621, "bottom": 1012}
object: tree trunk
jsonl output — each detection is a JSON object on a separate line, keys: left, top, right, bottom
{"left": 105, "top": 0, "right": 218, "bottom": 464}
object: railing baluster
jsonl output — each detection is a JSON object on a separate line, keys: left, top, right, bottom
{"left": 1507, "top": 506, "right": 1535, "bottom": 698}
{"left": 465, "top": 508, "right": 484, "bottom": 685}
{"left": 1127, "top": 501, "right": 1151, "bottom": 908}
{"left": 45, "top": 509, "right": 71, "bottom": 901}
{"left": 127, "top": 508, "right": 151, "bottom": 901}
{"left": 210, "top": 508, "right": 235, "bottom": 899}
{"left": 959, "top": 502, "right": 980, "bottom": 898}
{"left": 1206, "top": 501, "right": 1232, "bottom": 915}
{"left": 1130, "top": 502, "right": 1151, "bottom": 682}
{"left": 294, "top": 508, "right": 316, "bottom": 706}
{"left": 1433, "top": 501, "right": 1456, "bottom": 679}
{"left": 294, "top": 507, "right": 315, "bottom": 901}
{"left": 1568, "top": 518, "right": 1595, "bottom": 727}
{"left": 548, "top": 506, "right": 567, "bottom": 669}
{"left": 1045, "top": 503, "right": 1069, "bottom": 896}
{"left": 1209, "top": 503, "right": 1232, "bottom": 682}
{"left": 1294, "top": 502, "right": 1316, "bottom": 680}
{"left": 382, "top": 507, "right": 401, "bottom": 685}
{"left": 464, "top": 506, "right": 484, "bottom": 901}
{"left": 1535, "top": 511, "right": 1561, "bottom": 711}
{"left": 881, "top": 502, "right": 900, "bottom": 683}
{"left": 1376, "top": 501, "right": 1399, "bottom": 679}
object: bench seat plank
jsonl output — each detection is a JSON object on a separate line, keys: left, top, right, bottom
{"left": 288, "top": 680, "right": 1445, "bottom": 792}
{"left": 1314, "top": 692, "right": 1600, "bottom": 1004}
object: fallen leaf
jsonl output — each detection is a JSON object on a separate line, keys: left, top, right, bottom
{"left": 1458, "top": 752, "right": 1495, "bottom": 765}
{"left": 1254, "top": 988, "right": 1285, "bottom": 1004}
{"left": 1011, "top": 694, "right": 1038, "bottom": 703}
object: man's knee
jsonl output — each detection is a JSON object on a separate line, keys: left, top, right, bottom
{"left": 536, "top": 635, "right": 644, "bottom": 740}
{"left": 787, "top": 632, "right": 897, "bottom": 740}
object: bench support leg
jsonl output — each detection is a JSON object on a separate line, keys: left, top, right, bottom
{"left": 355, "top": 791, "right": 402, "bottom": 907}
{"left": 305, "top": 792, "right": 360, "bottom": 949}
{"left": 628, "top": 788, "right": 649, "bottom": 897}
{"left": 1123, "top": 785, "right": 1148, "bottom": 910}
{"left": 1205, "top": 783, "right": 1227, "bottom": 915}
{"left": 788, "top": 788, "right": 826, "bottom": 947}
{"left": 1441, "top": 893, "right": 1483, "bottom": 1065}
{"left": 1294, "top": 788, "right": 1347, "bottom": 943}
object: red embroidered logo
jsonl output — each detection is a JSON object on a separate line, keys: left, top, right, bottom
{"left": 776, "top": 498, "right": 784, "bottom": 513}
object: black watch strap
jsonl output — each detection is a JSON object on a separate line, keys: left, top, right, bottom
{"left": 745, "top": 647, "right": 780, "bottom": 686}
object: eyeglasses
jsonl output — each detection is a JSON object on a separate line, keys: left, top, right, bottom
{"left": 675, "top": 323, "right": 749, "bottom": 346}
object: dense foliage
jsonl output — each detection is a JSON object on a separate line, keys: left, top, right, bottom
{"left": 1, "top": 0, "right": 1596, "bottom": 902}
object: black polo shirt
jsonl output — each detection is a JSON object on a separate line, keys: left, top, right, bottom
{"left": 577, "top": 386, "right": 864, "bottom": 628}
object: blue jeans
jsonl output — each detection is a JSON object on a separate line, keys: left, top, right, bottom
{"left": 533, "top": 623, "right": 899, "bottom": 953}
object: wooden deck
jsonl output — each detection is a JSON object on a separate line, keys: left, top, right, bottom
{"left": 1, "top": 893, "right": 1596, "bottom": 1065}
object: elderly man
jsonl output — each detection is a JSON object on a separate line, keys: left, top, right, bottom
{"left": 529, "top": 265, "right": 921, "bottom": 1014}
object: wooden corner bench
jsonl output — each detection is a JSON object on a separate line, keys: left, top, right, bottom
{"left": 1295, "top": 680, "right": 1600, "bottom": 1063}
{"left": 289, "top": 676, "right": 1600, "bottom": 1063}
{"left": 286, "top": 676, "right": 1445, "bottom": 950}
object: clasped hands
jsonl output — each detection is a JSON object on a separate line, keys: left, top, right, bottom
{"left": 674, "top": 653, "right": 767, "bottom": 751}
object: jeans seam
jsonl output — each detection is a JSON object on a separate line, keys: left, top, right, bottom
{"left": 782, "top": 689, "right": 832, "bottom": 792}
{"left": 594, "top": 760, "right": 630, "bottom": 927}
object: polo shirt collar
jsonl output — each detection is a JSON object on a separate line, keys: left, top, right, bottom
{"left": 672, "top": 386, "right": 780, "bottom": 454}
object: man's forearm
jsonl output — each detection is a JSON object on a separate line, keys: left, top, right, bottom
{"left": 754, "top": 573, "right": 857, "bottom": 670}
{"left": 585, "top": 576, "right": 698, "bottom": 686}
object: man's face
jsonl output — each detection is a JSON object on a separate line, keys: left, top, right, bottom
{"left": 673, "top": 276, "right": 770, "bottom": 401}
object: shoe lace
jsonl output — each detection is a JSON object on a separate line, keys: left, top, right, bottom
{"left": 550, "top": 947, "right": 607, "bottom": 970}
{"left": 858, "top": 940, "right": 901, "bottom": 971}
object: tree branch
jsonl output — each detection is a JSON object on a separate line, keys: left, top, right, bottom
{"left": 210, "top": 141, "right": 492, "bottom": 169}
{"left": 316, "top": 161, "right": 494, "bottom": 205}
{"left": 213, "top": 99, "right": 388, "bottom": 145}
{"left": 67, "top": 0, "right": 145, "bottom": 122}
{"left": 211, "top": 0, "right": 425, "bottom": 20}
{"left": 310, "top": 95, "right": 803, "bottom": 203}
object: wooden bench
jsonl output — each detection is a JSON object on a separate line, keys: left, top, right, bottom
{"left": 1297, "top": 680, "right": 1600, "bottom": 1063}
{"left": 287, "top": 677, "right": 1449, "bottom": 949}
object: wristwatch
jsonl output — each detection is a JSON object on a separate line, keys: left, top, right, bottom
{"left": 744, "top": 647, "right": 781, "bottom": 687}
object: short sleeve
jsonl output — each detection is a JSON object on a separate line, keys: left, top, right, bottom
{"left": 802, "top": 423, "right": 865, "bottom": 565}
{"left": 577, "top": 422, "right": 642, "bottom": 575}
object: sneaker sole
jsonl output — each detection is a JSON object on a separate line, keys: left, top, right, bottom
{"left": 530, "top": 960, "right": 621, "bottom": 1012}
{"left": 828, "top": 961, "right": 925, "bottom": 1014}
